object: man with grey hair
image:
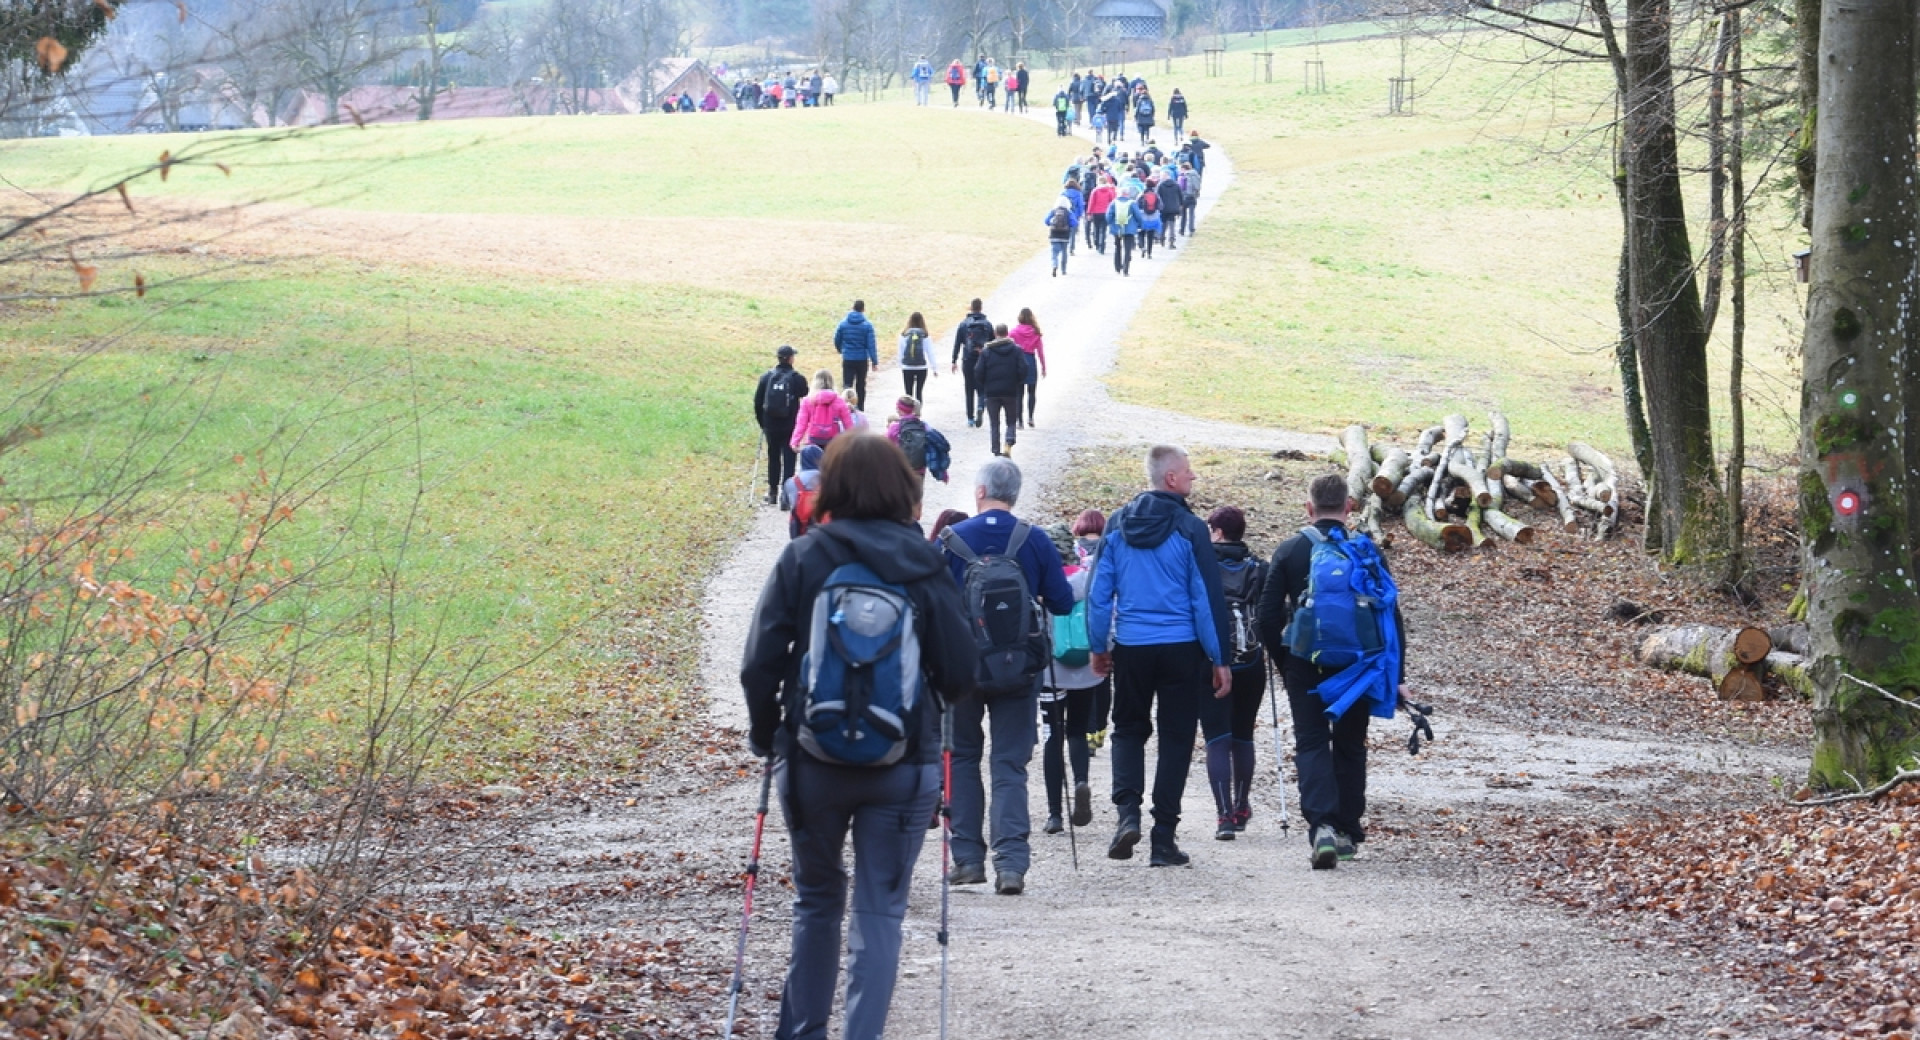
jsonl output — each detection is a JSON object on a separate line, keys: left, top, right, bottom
{"left": 938, "top": 457, "right": 1075, "bottom": 895}
{"left": 1088, "top": 444, "right": 1234, "bottom": 867}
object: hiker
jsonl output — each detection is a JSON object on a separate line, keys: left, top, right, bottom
{"left": 974, "top": 324, "right": 1026, "bottom": 458}
{"left": 1090, "top": 105, "right": 1108, "bottom": 144}
{"left": 1108, "top": 188, "right": 1141, "bottom": 276}
{"left": 1085, "top": 175, "right": 1116, "bottom": 254}
{"left": 911, "top": 56, "right": 933, "bottom": 105}
{"left": 1168, "top": 88, "right": 1188, "bottom": 137}
{"left": 887, "top": 396, "right": 930, "bottom": 480}
{"left": 1257, "top": 474, "right": 1408, "bottom": 869}
{"left": 1133, "top": 88, "right": 1156, "bottom": 143}
{"left": 781, "top": 444, "right": 826, "bottom": 539}
{"left": 809, "top": 70, "right": 824, "bottom": 106}
{"left": 1062, "top": 177, "right": 1085, "bottom": 255}
{"left": 1177, "top": 161, "right": 1200, "bottom": 236}
{"left": 950, "top": 299, "right": 995, "bottom": 428}
{"left": 1200, "top": 506, "right": 1268, "bottom": 840}
{"left": 1070, "top": 510, "right": 1113, "bottom": 749}
{"left": 741, "top": 432, "right": 978, "bottom": 1040}
{"left": 1156, "top": 168, "right": 1186, "bottom": 249}
{"left": 1185, "top": 129, "right": 1210, "bottom": 175}
{"left": 972, "top": 55, "right": 987, "bottom": 104}
{"left": 834, "top": 299, "right": 879, "bottom": 412}
{"left": 1101, "top": 88, "right": 1127, "bottom": 143}
{"left": 928, "top": 508, "right": 969, "bottom": 543}
{"left": 1011, "top": 62, "right": 1030, "bottom": 112}
{"left": 1039, "top": 520, "right": 1105, "bottom": 836}
{"left": 839, "top": 388, "right": 868, "bottom": 431}
{"left": 790, "top": 369, "right": 853, "bottom": 451}
{"left": 822, "top": 72, "right": 838, "bottom": 105}
{"left": 1009, "top": 307, "right": 1045, "bottom": 426}
{"left": 1137, "top": 181, "right": 1163, "bottom": 260}
{"left": 1044, "top": 198, "right": 1073, "bottom": 277}
{"left": 702, "top": 88, "right": 721, "bottom": 112}
{"left": 897, "top": 312, "right": 934, "bottom": 402}
{"left": 1068, "top": 72, "right": 1086, "bottom": 124}
{"left": 1087, "top": 444, "right": 1235, "bottom": 868}
{"left": 947, "top": 59, "right": 967, "bottom": 106}
{"left": 1053, "top": 88, "right": 1071, "bottom": 136}
{"left": 753, "top": 344, "right": 810, "bottom": 505}
{"left": 984, "top": 59, "right": 1000, "bottom": 109}
{"left": 937, "top": 458, "right": 1075, "bottom": 895}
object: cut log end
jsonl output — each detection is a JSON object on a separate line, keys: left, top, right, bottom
{"left": 1718, "top": 666, "right": 1766, "bottom": 702}
{"left": 1731, "top": 626, "right": 1772, "bottom": 666}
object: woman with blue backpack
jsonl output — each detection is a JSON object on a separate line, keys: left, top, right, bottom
{"left": 1039, "top": 516, "right": 1106, "bottom": 836}
{"left": 1200, "top": 506, "right": 1269, "bottom": 841}
{"left": 740, "top": 432, "right": 979, "bottom": 1040}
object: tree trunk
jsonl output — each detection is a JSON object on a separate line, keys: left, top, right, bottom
{"left": 1623, "top": 0, "right": 1723, "bottom": 565}
{"left": 1725, "top": 11, "right": 1747, "bottom": 589}
{"left": 1590, "top": 0, "right": 1658, "bottom": 496}
{"left": 1794, "top": 0, "right": 1819, "bottom": 232}
{"left": 1800, "top": 0, "right": 1920, "bottom": 790}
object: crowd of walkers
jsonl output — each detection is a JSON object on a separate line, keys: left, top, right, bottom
{"left": 746, "top": 313, "right": 1416, "bottom": 1039}
{"left": 1044, "top": 121, "right": 1211, "bottom": 277}
{"left": 731, "top": 69, "right": 841, "bottom": 110}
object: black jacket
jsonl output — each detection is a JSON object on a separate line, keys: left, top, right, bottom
{"left": 1168, "top": 95, "right": 1187, "bottom": 119}
{"left": 1156, "top": 177, "right": 1184, "bottom": 215}
{"left": 952, "top": 311, "right": 995, "bottom": 367}
{"left": 975, "top": 338, "right": 1027, "bottom": 398}
{"left": 1256, "top": 519, "right": 1407, "bottom": 680}
{"left": 754, "top": 364, "right": 808, "bottom": 429}
{"left": 741, "top": 517, "right": 976, "bottom": 763}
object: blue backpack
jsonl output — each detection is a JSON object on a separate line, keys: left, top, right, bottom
{"left": 796, "top": 562, "right": 924, "bottom": 766}
{"left": 1283, "top": 526, "right": 1393, "bottom": 670}
{"left": 923, "top": 427, "right": 952, "bottom": 482}
{"left": 1051, "top": 598, "right": 1091, "bottom": 667}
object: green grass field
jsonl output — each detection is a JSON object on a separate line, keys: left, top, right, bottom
{"left": 0, "top": 107, "right": 1084, "bottom": 776}
{"left": 1098, "top": 23, "right": 1805, "bottom": 462}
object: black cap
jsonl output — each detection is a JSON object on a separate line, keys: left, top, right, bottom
{"left": 776, "top": 344, "right": 796, "bottom": 358}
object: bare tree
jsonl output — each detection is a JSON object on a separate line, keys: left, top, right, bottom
{"left": 408, "top": 0, "right": 470, "bottom": 119}
{"left": 270, "top": 0, "right": 403, "bottom": 123}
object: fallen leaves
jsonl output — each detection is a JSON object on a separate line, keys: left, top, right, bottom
{"left": 34, "top": 37, "right": 67, "bottom": 74}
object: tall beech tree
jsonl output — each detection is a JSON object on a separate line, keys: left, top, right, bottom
{"left": 1798, "top": 0, "right": 1920, "bottom": 788}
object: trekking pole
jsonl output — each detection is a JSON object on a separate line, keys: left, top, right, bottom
{"left": 1047, "top": 637, "right": 1078, "bottom": 872}
{"left": 1265, "top": 656, "right": 1290, "bottom": 836}
{"left": 939, "top": 708, "right": 954, "bottom": 1040}
{"left": 723, "top": 757, "right": 775, "bottom": 1037}
{"left": 745, "top": 431, "right": 765, "bottom": 506}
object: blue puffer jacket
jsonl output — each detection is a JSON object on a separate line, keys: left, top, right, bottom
{"left": 834, "top": 311, "right": 879, "bottom": 363}
{"left": 1087, "top": 490, "right": 1232, "bottom": 665}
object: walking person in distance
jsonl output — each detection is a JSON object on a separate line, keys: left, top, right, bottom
{"left": 911, "top": 55, "right": 934, "bottom": 106}
{"left": 897, "top": 312, "right": 934, "bottom": 403}
{"left": 973, "top": 324, "right": 1026, "bottom": 458}
{"left": 791, "top": 369, "right": 853, "bottom": 452}
{"left": 1008, "top": 307, "right": 1046, "bottom": 427}
{"left": 753, "top": 344, "right": 809, "bottom": 505}
{"left": 740, "top": 433, "right": 978, "bottom": 1040}
{"left": 1201, "top": 505, "right": 1268, "bottom": 839}
{"left": 938, "top": 457, "right": 1075, "bottom": 895}
{"left": 951, "top": 299, "right": 995, "bottom": 428}
{"left": 834, "top": 299, "right": 879, "bottom": 412}
{"left": 1087, "top": 444, "right": 1235, "bottom": 868}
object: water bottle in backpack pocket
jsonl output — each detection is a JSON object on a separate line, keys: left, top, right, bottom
{"left": 1217, "top": 555, "right": 1266, "bottom": 666}
{"left": 1283, "top": 526, "right": 1388, "bottom": 670}
{"left": 796, "top": 562, "right": 924, "bottom": 766}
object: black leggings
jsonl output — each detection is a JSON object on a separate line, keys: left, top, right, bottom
{"left": 1087, "top": 212, "right": 1107, "bottom": 252}
{"left": 841, "top": 359, "right": 869, "bottom": 412}
{"left": 1112, "top": 232, "right": 1133, "bottom": 274}
{"left": 1041, "top": 685, "right": 1100, "bottom": 815}
{"left": 1201, "top": 659, "right": 1268, "bottom": 743}
{"left": 1024, "top": 378, "right": 1038, "bottom": 424}
{"left": 903, "top": 368, "right": 928, "bottom": 402}
{"left": 950, "top": 83, "right": 962, "bottom": 105}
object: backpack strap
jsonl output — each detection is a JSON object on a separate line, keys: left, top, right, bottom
{"left": 1004, "top": 521, "right": 1032, "bottom": 562}
{"left": 938, "top": 526, "right": 978, "bottom": 563}
{"left": 1300, "top": 525, "right": 1327, "bottom": 545}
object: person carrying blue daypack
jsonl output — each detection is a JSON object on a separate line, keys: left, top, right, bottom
{"left": 1256, "top": 473, "right": 1411, "bottom": 871}
{"left": 741, "top": 433, "right": 977, "bottom": 1040}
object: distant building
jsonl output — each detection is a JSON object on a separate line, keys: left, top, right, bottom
{"left": 1091, "top": 0, "right": 1168, "bottom": 39}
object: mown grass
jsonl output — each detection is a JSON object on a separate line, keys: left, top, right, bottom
{"left": 1, "top": 108, "right": 1084, "bottom": 777}
{"left": 1109, "top": 20, "right": 1805, "bottom": 463}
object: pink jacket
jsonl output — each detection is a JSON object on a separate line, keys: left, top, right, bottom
{"left": 1009, "top": 323, "right": 1046, "bottom": 375}
{"left": 792, "top": 389, "right": 854, "bottom": 449}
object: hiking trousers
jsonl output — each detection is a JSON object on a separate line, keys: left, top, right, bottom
{"left": 841, "top": 358, "right": 869, "bottom": 412}
{"left": 1020, "top": 352, "right": 1040, "bottom": 424}
{"left": 1113, "top": 232, "right": 1134, "bottom": 275}
{"left": 776, "top": 754, "right": 940, "bottom": 1040}
{"left": 1087, "top": 212, "right": 1108, "bottom": 253}
{"left": 1050, "top": 239, "right": 1069, "bottom": 273}
{"left": 763, "top": 417, "right": 797, "bottom": 500}
{"left": 949, "top": 684, "right": 1038, "bottom": 874}
{"left": 1042, "top": 683, "right": 1099, "bottom": 816}
{"left": 982, "top": 396, "right": 1020, "bottom": 456}
{"left": 902, "top": 367, "right": 928, "bottom": 402}
{"left": 1179, "top": 206, "right": 1195, "bottom": 236}
{"left": 960, "top": 360, "right": 980, "bottom": 423}
{"left": 1280, "top": 655, "right": 1371, "bottom": 844}
{"left": 1110, "top": 641, "right": 1213, "bottom": 830}
{"left": 950, "top": 83, "right": 963, "bottom": 105}
{"left": 915, "top": 81, "right": 930, "bottom": 105}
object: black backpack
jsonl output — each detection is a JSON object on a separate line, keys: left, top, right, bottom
{"left": 1218, "top": 554, "right": 1267, "bottom": 666}
{"left": 1050, "top": 207, "right": 1071, "bottom": 234}
{"left": 901, "top": 329, "right": 928, "bottom": 368}
{"left": 895, "top": 416, "right": 928, "bottom": 471}
{"left": 960, "top": 314, "right": 994, "bottom": 360}
{"left": 941, "top": 523, "right": 1048, "bottom": 698}
{"left": 764, "top": 368, "right": 803, "bottom": 420}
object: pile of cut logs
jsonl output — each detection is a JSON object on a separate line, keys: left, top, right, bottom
{"left": 1333, "top": 413, "right": 1624, "bottom": 552}
{"left": 1635, "top": 622, "right": 1812, "bottom": 701}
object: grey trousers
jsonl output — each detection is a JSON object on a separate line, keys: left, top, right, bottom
{"left": 948, "top": 685, "right": 1038, "bottom": 873}
{"left": 775, "top": 753, "right": 941, "bottom": 1040}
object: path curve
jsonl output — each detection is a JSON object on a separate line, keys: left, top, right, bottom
{"left": 691, "top": 114, "right": 1778, "bottom": 1039}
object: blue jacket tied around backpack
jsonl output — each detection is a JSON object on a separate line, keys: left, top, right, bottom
{"left": 1284, "top": 526, "right": 1402, "bottom": 721}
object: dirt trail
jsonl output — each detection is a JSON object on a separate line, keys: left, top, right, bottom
{"left": 679, "top": 110, "right": 1798, "bottom": 1039}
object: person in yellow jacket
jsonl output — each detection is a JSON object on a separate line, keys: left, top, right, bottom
{"left": 984, "top": 59, "right": 1001, "bottom": 109}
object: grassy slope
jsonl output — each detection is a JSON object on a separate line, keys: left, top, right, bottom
{"left": 1101, "top": 24, "right": 1804, "bottom": 462}
{"left": 0, "top": 106, "right": 1083, "bottom": 775}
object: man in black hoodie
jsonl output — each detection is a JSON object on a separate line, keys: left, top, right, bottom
{"left": 740, "top": 433, "right": 976, "bottom": 1039}
{"left": 973, "top": 324, "right": 1026, "bottom": 458}
{"left": 753, "top": 344, "right": 809, "bottom": 505}
{"left": 950, "top": 300, "right": 995, "bottom": 427}
{"left": 1156, "top": 174, "right": 1185, "bottom": 249}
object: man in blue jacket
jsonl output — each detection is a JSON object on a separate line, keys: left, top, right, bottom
{"left": 910, "top": 55, "right": 934, "bottom": 106}
{"left": 833, "top": 300, "right": 879, "bottom": 411}
{"left": 939, "top": 457, "right": 1075, "bottom": 896}
{"left": 1088, "top": 444, "right": 1234, "bottom": 867}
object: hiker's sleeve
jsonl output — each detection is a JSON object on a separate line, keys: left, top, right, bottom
{"left": 1087, "top": 534, "right": 1117, "bottom": 650}
{"left": 752, "top": 372, "right": 767, "bottom": 426}
{"left": 740, "top": 549, "right": 801, "bottom": 755}
{"left": 789, "top": 399, "right": 810, "bottom": 450}
{"left": 1183, "top": 529, "right": 1229, "bottom": 667}
{"left": 920, "top": 575, "right": 978, "bottom": 701}
{"left": 1258, "top": 541, "right": 1292, "bottom": 654}
{"left": 951, "top": 325, "right": 964, "bottom": 364}
{"left": 1031, "top": 536, "right": 1075, "bottom": 616}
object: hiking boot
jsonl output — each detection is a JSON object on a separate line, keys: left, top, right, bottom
{"left": 765, "top": 491, "right": 778, "bottom": 506}
{"left": 1108, "top": 816, "right": 1142, "bottom": 860}
{"left": 948, "top": 861, "right": 987, "bottom": 885}
{"left": 1334, "top": 831, "right": 1358, "bottom": 861}
{"left": 1215, "top": 815, "right": 1236, "bottom": 841}
{"left": 995, "top": 871, "right": 1025, "bottom": 896}
{"left": 1043, "top": 813, "right": 1064, "bottom": 835}
{"left": 1232, "top": 805, "right": 1250, "bottom": 833}
{"left": 1310, "top": 825, "right": 1339, "bottom": 871}
{"left": 1149, "top": 826, "right": 1190, "bottom": 867}
{"left": 1050, "top": 265, "right": 1058, "bottom": 277}
{"left": 1071, "top": 782, "right": 1093, "bottom": 828}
